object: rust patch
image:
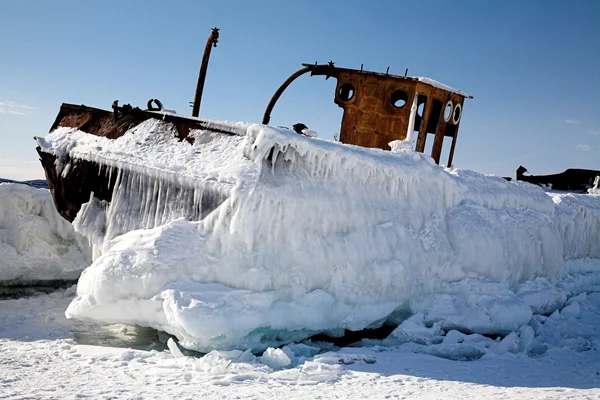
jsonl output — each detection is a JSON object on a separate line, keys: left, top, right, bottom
{"left": 51, "top": 103, "right": 240, "bottom": 141}
{"left": 39, "top": 102, "right": 243, "bottom": 221}
{"left": 37, "top": 150, "right": 117, "bottom": 222}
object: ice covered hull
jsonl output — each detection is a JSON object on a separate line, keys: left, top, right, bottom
{"left": 36, "top": 103, "right": 245, "bottom": 223}
{"left": 36, "top": 116, "right": 600, "bottom": 352}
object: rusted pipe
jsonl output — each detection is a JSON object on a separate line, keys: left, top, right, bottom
{"left": 262, "top": 67, "right": 311, "bottom": 125}
{"left": 262, "top": 63, "right": 337, "bottom": 125}
{"left": 192, "top": 27, "right": 219, "bottom": 118}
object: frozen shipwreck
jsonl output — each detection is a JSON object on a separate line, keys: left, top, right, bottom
{"left": 34, "top": 30, "right": 600, "bottom": 353}
{"left": 36, "top": 29, "right": 472, "bottom": 226}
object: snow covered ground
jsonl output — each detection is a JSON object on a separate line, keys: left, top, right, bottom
{"left": 1, "top": 285, "right": 599, "bottom": 399}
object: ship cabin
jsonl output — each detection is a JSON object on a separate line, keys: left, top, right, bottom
{"left": 330, "top": 66, "right": 472, "bottom": 167}
{"left": 264, "top": 63, "right": 472, "bottom": 166}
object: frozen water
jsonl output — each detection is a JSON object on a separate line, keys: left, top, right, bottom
{"left": 260, "top": 347, "right": 292, "bottom": 370}
{"left": 390, "top": 313, "right": 443, "bottom": 345}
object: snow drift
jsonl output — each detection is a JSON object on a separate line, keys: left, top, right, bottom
{"left": 0, "top": 183, "right": 91, "bottom": 284}
{"left": 36, "top": 119, "right": 600, "bottom": 352}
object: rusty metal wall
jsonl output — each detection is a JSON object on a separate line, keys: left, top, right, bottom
{"left": 332, "top": 70, "right": 465, "bottom": 166}
{"left": 334, "top": 72, "right": 417, "bottom": 149}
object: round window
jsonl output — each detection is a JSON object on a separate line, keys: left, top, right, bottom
{"left": 338, "top": 83, "right": 355, "bottom": 102}
{"left": 444, "top": 101, "right": 453, "bottom": 122}
{"left": 452, "top": 103, "right": 462, "bottom": 124}
{"left": 391, "top": 90, "right": 408, "bottom": 108}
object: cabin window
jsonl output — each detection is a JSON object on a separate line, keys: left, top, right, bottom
{"left": 443, "top": 101, "right": 453, "bottom": 122}
{"left": 391, "top": 90, "right": 408, "bottom": 109}
{"left": 452, "top": 103, "right": 462, "bottom": 124}
{"left": 415, "top": 94, "right": 428, "bottom": 133}
{"left": 440, "top": 136, "right": 452, "bottom": 167}
{"left": 424, "top": 134, "right": 434, "bottom": 160}
{"left": 338, "top": 83, "right": 355, "bottom": 102}
{"left": 427, "top": 100, "right": 443, "bottom": 133}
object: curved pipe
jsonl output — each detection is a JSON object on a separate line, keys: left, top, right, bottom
{"left": 262, "top": 66, "right": 312, "bottom": 125}
{"left": 147, "top": 98, "right": 164, "bottom": 111}
{"left": 262, "top": 63, "right": 338, "bottom": 125}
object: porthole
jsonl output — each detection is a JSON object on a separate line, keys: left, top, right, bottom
{"left": 452, "top": 103, "right": 462, "bottom": 124}
{"left": 391, "top": 90, "right": 408, "bottom": 108}
{"left": 338, "top": 83, "right": 355, "bottom": 102}
{"left": 443, "top": 101, "right": 453, "bottom": 122}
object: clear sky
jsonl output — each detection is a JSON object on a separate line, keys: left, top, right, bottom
{"left": 1, "top": 0, "right": 598, "bottom": 180}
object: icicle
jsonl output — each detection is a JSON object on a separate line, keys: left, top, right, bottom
{"left": 83, "top": 166, "right": 230, "bottom": 247}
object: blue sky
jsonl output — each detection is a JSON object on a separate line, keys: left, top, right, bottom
{"left": 1, "top": 0, "right": 598, "bottom": 180}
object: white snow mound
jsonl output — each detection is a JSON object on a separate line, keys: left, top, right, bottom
{"left": 0, "top": 183, "right": 91, "bottom": 283}
{"left": 35, "top": 120, "right": 600, "bottom": 352}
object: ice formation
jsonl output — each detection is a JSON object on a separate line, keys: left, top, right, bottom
{"left": 589, "top": 176, "right": 600, "bottom": 195}
{"left": 0, "top": 183, "right": 91, "bottom": 284}
{"left": 35, "top": 118, "right": 600, "bottom": 352}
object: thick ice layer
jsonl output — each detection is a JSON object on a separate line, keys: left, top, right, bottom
{"left": 36, "top": 119, "right": 600, "bottom": 351}
{"left": 0, "top": 183, "right": 91, "bottom": 283}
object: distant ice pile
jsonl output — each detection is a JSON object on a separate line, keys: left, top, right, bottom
{"left": 36, "top": 119, "right": 600, "bottom": 352}
{"left": 0, "top": 183, "right": 91, "bottom": 284}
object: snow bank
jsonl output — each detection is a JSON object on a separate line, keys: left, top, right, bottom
{"left": 36, "top": 119, "right": 600, "bottom": 352}
{"left": 390, "top": 260, "right": 600, "bottom": 360}
{"left": 0, "top": 183, "right": 91, "bottom": 284}
{"left": 409, "top": 278, "right": 534, "bottom": 335}
{"left": 552, "top": 193, "right": 600, "bottom": 259}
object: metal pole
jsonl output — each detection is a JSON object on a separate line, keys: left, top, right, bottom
{"left": 192, "top": 27, "right": 219, "bottom": 117}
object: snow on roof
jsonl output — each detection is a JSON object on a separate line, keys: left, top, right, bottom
{"left": 414, "top": 77, "right": 472, "bottom": 98}
{"left": 322, "top": 65, "right": 473, "bottom": 98}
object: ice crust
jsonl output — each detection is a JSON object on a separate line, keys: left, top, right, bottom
{"left": 36, "top": 119, "right": 600, "bottom": 352}
{"left": 0, "top": 183, "right": 91, "bottom": 283}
